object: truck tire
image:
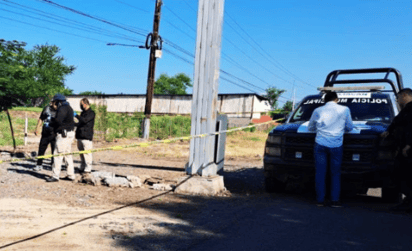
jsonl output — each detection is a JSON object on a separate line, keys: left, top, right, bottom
{"left": 381, "top": 187, "right": 402, "bottom": 203}
{"left": 265, "top": 177, "right": 285, "bottom": 193}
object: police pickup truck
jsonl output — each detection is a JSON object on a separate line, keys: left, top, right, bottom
{"left": 264, "top": 68, "right": 403, "bottom": 202}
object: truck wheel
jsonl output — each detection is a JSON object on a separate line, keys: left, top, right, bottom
{"left": 265, "top": 177, "right": 285, "bottom": 193}
{"left": 381, "top": 187, "right": 402, "bottom": 203}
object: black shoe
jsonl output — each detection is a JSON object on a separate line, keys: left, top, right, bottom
{"left": 316, "top": 202, "right": 326, "bottom": 207}
{"left": 390, "top": 197, "right": 412, "bottom": 212}
{"left": 46, "top": 177, "right": 59, "bottom": 182}
{"left": 330, "top": 201, "right": 342, "bottom": 208}
{"left": 62, "top": 176, "right": 76, "bottom": 181}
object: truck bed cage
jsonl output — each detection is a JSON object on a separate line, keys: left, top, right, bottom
{"left": 324, "top": 68, "right": 404, "bottom": 94}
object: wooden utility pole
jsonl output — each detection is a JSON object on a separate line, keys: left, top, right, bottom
{"left": 5, "top": 109, "right": 16, "bottom": 151}
{"left": 142, "top": 0, "right": 162, "bottom": 139}
{"left": 187, "top": 0, "right": 225, "bottom": 176}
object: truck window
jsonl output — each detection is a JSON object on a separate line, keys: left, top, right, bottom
{"left": 290, "top": 97, "right": 394, "bottom": 123}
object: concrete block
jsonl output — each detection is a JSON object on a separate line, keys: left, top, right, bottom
{"left": 174, "top": 175, "right": 225, "bottom": 195}
{"left": 127, "top": 175, "right": 142, "bottom": 188}
{"left": 80, "top": 173, "right": 101, "bottom": 186}
{"left": 151, "top": 183, "right": 174, "bottom": 191}
{"left": 103, "top": 177, "right": 129, "bottom": 187}
{"left": 92, "top": 171, "right": 115, "bottom": 180}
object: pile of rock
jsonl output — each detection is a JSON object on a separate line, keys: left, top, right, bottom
{"left": 76, "top": 171, "right": 175, "bottom": 191}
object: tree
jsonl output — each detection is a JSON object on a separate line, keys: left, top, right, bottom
{"left": 264, "top": 87, "right": 286, "bottom": 109}
{"left": 0, "top": 39, "right": 28, "bottom": 150}
{"left": 0, "top": 39, "right": 27, "bottom": 111}
{"left": 79, "top": 91, "right": 104, "bottom": 95}
{"left": 0, "top": 40, "right": 75, "bottom": 150}
{"left": 23, "top": 44, "right": 75, "bottom": 106}
{"left": 154, "top": 73, "right": 192, "bottom": 95}
{"left": 282, "top": 101, "right": 293, "bottom": 113}
{"left": 0, "top": 40, "right": 75, "bottom": 108}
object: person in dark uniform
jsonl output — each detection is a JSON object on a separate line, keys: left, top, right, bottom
{"left": 381, "top": 88, "right": 412, "bottom": 212}
{"left": 74, "top": 98, "right": 95, "bottom": 173}
{"left": 46, "top": 94, "right": 75, "bottom": 182}
{"left": 33, "top": 102, "right": 56, "bottom": 171}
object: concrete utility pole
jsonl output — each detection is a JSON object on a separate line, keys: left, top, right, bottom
{"left": 142, "top": 0, "right": 162, "bottom": 139}
{"left": 187, "top": 0, "right": 225, "bottom": 177}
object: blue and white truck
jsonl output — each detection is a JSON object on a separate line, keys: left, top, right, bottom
{"left": 264, "top": 68, "right": 403, "bottom": 202}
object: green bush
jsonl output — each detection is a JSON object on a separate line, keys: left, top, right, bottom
{"left": 90, "top": 105, "right": 191, "bottom": 141}
{"left": 0, "top": 112, "right": 36, "bottom": 146}
{"left": 12, "top": 107, "right": 43, "bottom": 112}
{"left": 242, "top": 123, "right": 256, "bottom": 133}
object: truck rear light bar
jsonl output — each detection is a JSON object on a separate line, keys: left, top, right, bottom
{"left": 318, "top": 86, "right": 385, "bottom": 92}
{"left": 323, "top": 68, "right": 403, "bottom": 94}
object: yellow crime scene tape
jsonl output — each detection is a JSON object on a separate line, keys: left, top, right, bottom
{"left": 0, "top": 119, "right": 283, "bottom": 165}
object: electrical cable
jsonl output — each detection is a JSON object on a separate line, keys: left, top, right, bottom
{"left": 0, "top": 6, "right": 143, "bottom": 44}
{"left": 0, "top": 16, "right": 108, "bottom": 43}
{"left": 181, "top": 0, "right": 314, "bottom": 91}
{"left": 225, "top": 11, "right": 315, "bottom": 88}
{"left": 113, "top": 0, "right": 150, "bottom": 13}
{"left": 1, "top": 0, "right": 146, "bottom": 44}
{"left": 163, "top": 4, "right": 196, "bottom": 33}
{"left": 162, "top": 48, "right": 290, "bottom": 103}
{"left": 37, "top": 0, "right": 148, "bottom": 37}
{"left": 7, "top": 0, "right": 291, "bottom": 103}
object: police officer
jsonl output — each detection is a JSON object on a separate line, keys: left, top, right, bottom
{"left": 46, "top": 94, "right": 76, "bottom": 182}
{"left": 33, "top": 102, "right": 56, "bottom": 171}
{"left": 381, "top": 88, "right": 412, "bottom": 212}
{"left": 75, "top": 98, "right": 95, "bottom": 173}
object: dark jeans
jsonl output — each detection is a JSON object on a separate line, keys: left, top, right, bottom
{"left": 314, "top": 143, "right": 343, "bottom": 203}
{"left": 393, "top": 155, "right": 412, "bottom": 196}
{"left": 37, "top": 134, "right": 55, "bottom": 166}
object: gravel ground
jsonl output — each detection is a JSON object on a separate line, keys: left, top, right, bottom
{"left": 0, "top": 141, "right": 389, "bottom": 251}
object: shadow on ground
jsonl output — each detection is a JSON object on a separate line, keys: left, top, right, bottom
{"left": 108, "top": 167, "right": 411, "bottom": 251}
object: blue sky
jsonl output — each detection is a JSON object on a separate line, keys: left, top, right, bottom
{"left": 1, "top": 0, "right": 411, "bottom": 105}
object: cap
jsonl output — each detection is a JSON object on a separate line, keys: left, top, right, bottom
{"left": 52, "top": 94, "right": 66, "bottom": 101}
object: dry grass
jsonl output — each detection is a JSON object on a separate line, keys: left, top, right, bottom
{"left": 122, "top": 130, "right": 269, "bottom": 160}
{"left": 225, "top": 131, "right": 267, "bottom": 159}
{"left": 2, "top": 109, "right": 274, "bottom": 161}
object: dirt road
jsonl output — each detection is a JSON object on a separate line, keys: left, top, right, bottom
{"left": 1, "top": 129, "right": 411, "bottom": 250}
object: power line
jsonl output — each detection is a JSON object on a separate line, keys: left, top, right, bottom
{"left": 162, "top": 48, "right": 264, "bottom": 95}
{"left": 0, "top": 5, "right": 143, "bottom": 44}
{"left": 0, "top": 16, "right": 108, "bottom": 43}
{"left": 162, "top": 48, "right": 290, "bottom": 103}
{"left": 113, "top": 0, "right": 150, "bottom": 13}
{"left": 8, "top": 0, "right": 290, "bottom": 101}
{"left": 220, "top": 70, "right": 266, "bottom": 92}
{"left": 163, "top": 4, "right": 196, "bottom": 33}
{"left": 183, "top": 0, "right": 197, "bottom": 13}
{"left": 7, "top": 0, "right": 266, "bottom": 96}
{"left": 148, "top": 0, "right": 288, "bottom": 90}
{"left": 224, "top": 11, "right": 315, "bottom": 88}
{"left": 37, "top": 0, "right": 148, "bottom": 37}
{"left": 179, "top": 0, "right": 314, "bottom": 91}
{"left": 104, "top": 0, "right": 284, "bottom": 92}
{"left": 1, "top": 0, "right": 148, "bottom": 44}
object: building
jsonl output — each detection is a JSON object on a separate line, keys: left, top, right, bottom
{"left": 67, "top": 93, "right": 271, "bottom": 127}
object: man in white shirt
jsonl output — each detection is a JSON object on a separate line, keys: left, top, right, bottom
{"left": 308, "top": 92, "right": 354, "bottom": 207}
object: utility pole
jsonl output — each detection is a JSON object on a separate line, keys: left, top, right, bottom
{"left": 142, "top": 0, "right": 163, "bottom": 139}
{"left": 187, "top": 0, "right": 225, "bottom": 177}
